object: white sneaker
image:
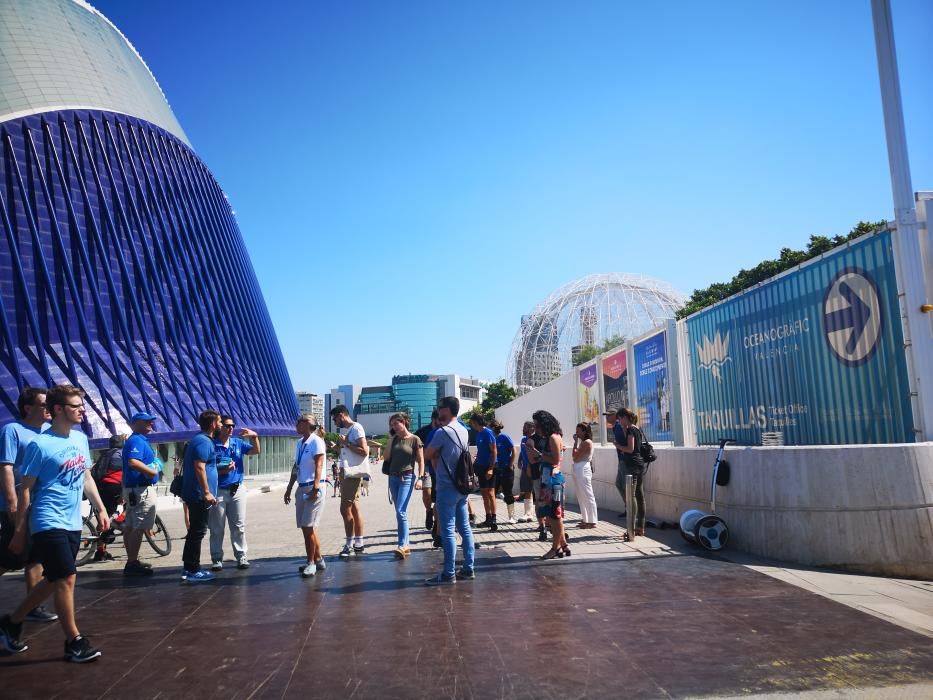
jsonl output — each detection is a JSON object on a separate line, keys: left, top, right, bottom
{"left": 301, "top": 563, "right": 317, "bottom": 578}
{"left": 507, "top": 517, "right": 517, "bottom": 525}
{"left": 211, "top": 561, "right": 223, "bottom": 571}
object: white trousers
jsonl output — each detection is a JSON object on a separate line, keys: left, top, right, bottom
{"left": 209, "top": 486, "right": 247, "bottom": 562}
{"left": 572, "top": 460, "right": 599, "bottom": 524}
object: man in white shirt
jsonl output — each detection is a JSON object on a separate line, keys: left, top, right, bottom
{"left": 284, "top": 415, "right": 327, "bottom": 577}
{"left": 329, "top": 406, "right": 369, "bottom": 558}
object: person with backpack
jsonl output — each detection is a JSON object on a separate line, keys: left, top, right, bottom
{"left": 615, "top": 408, "right": 647, "bottom": 538}
{"left": 422, "top": 396, "right": 475, "bottom": 585}
{"left": 91, "top": 435, "right": 125, "bottom": 562}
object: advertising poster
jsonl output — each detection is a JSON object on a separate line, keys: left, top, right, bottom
{"left": 601, "top": 348, "right": 628, "bottom": 415}
{"left": 633, "top": 332, "right": 672, "bottom": 442}
{"left": 686, "top": 230, "right": 913, "bottom": 446}
{"left": 577, "top": 361, "right": 600, "bottom": 426}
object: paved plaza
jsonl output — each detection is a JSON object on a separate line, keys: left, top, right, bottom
{"left": 2, "top": 478, "right": 932, "bottom": 699}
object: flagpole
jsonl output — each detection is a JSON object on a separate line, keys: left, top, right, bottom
{"left": 871, "top": 0, "right": 933, "bottom": 441}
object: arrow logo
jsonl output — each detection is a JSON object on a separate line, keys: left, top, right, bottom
{"left": 823, "top": 282, "right": 870, "bottom": 353}
{"left": 822, "top": 268, "right": 883, "bottom": 367}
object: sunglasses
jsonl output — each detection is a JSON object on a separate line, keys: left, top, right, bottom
{"left": 222, "top": 424, "right": 235, "bottom": 429}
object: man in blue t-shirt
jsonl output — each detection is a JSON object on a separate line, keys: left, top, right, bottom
{"left": 121, "top": 412, "right": 160, "bottom": 578}
{"left": 180, "top": 410, "right": 221, "bottom": 583}
{"left": 0, "top": 387, "right": 57, "bottom": 624}
{"left": 491, "top": 421, "right": 517, "bottom": 524}
{"left": 470, "top": 414, "right": 498, "bottom": 531}
{"left": 0, "top": 385, "right": 109, "bottom": 663}
{"left": 208, "top": 415, "right": 260, "bottom": 571}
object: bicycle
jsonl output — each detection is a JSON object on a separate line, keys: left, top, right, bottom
{"left": 77, "top": 503, "right": 172, "bottom": 566}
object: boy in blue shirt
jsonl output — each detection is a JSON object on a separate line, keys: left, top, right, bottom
{"left": 0, "top": 386, "right": 58, "bottom": 623}
{"left": 0, "top": 385, "right": 109, "bottom": 663}
{"left": 470, "top": 414, "right": 498, "bottom": 531}
{"left": 491, "top": 421, "right": 517, "bottom": 524}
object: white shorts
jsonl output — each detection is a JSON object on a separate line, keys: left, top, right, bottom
{"left": 123, "top": 487, "right": 157, "bottom": 530}
{"left": 295, "top": 485, "right": 325, "bottom": 528}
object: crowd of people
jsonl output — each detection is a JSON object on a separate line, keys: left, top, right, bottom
{"left": 0, "top": 385, "right": 650, "bottom": 663}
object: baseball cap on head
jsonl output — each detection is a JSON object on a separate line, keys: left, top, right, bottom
{"left": 130, "top": 411, "right": 157, "bottom": 422}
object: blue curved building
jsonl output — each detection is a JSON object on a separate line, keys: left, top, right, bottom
{"left": 0, "top": 0, "right": 298, "bottom": 446}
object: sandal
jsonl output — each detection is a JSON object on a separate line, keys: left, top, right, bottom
{"left": 540, "top": 549, "right": 561, "bottom": 560}
{"left": 562, "top": 546, "right": 571, "bottom": 557}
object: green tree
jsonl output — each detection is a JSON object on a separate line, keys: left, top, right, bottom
{"left": 572, "top": 344, "right": 600, "bottom": 366}
{"left": 480, "top": 380, "right": 516, "bottom": 412}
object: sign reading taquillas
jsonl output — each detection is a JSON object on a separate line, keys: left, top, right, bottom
{"left": 686, "top": 230, "right": 913, "bottom": 446}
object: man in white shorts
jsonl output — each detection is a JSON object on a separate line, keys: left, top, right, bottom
{"left": 284, "top": 415, "right": 326, "bottom": 578}
{"left": 122, "top": 412, "right": 160, "bottom": 577}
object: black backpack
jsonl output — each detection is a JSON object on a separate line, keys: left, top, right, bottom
{"left": 91, "top": 448, "right": 118, "bottom": 484}
{"left": 439, "top": 426, "right": 478, "bottom": 495}
{"left": 638, "top": 428, "right": 657, "bottom": 464}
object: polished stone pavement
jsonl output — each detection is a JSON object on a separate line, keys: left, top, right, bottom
{"left": 2, "top": 482, "right": 932, "bottom": 699}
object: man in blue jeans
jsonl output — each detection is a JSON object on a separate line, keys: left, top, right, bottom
{"left": 423, "top": 396, "right": 475, "bottom": 585}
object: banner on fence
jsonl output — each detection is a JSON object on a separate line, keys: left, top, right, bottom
{"left": 578, "top": 361, "right": 601, "bottom": 426}
{"left": 686, "top": 230, "right": 913, "bottom": 445}
{"left": 633, "top": 332, "right": 672, "bottom": 442}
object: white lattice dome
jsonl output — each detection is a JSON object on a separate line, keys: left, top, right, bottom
{"left": 508, "top": 273, "right": 685, "bottom": 392}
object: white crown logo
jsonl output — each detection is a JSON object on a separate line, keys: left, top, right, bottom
{"left": 696, "top": 330, "right": 731, "bottom": 382}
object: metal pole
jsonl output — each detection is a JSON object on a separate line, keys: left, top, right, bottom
{"left": 871, "top": 0, "right": 933, "bottom": 441}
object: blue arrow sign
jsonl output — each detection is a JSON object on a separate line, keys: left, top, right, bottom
{"left": 824, "top": 281, "right": 871, "bottom": 353}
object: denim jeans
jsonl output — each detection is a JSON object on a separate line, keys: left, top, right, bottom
{"left": 435, "top": 483, "right": 475, "bottom": 577}
{"left": 388, "top": 472, "right": 416, "bottom": 547}
{"left": 182, "top": 499, "right": 210, "bottom": 573}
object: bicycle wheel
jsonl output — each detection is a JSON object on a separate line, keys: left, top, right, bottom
{"left": 145, "top": 515, "right": 172, "bottom": 556}
{"left": 76, "top": 516, "right": 99, "bottom": 567}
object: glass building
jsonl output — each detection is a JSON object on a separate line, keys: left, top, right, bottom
{"left": 0, "top": 0, "right": 298, "bottom": 450}
{"left": 392, "top": 375, "right": 439, "bottom": 430}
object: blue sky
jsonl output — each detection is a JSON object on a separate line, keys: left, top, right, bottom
{"left": 94, "top": 0, "right": 933, "bottom": 395}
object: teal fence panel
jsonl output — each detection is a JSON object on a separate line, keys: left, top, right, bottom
{"left": 686, "top": 231, "right": 913, "bottom": 445}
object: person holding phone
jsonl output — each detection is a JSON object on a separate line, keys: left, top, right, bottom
{"left": 285, "top": 415, "right": 327, "bottom": 577}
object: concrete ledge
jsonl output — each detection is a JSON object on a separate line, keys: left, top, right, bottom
{"left": 564, "top": 443, "right": 933, "bottom": 579}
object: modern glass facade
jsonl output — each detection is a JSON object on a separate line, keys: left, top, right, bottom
{"left": 356, "top": 386, "right": 395, "bottom": 415}
{"left": 392, "top": 375, "right": 439, "bottom": 430}
{"left": 0, "top": 0, "right": 298, "bottom": 445}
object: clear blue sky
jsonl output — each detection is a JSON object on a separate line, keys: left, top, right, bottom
{"left": 94, "top": 0, "right": 933, "bottom": 395}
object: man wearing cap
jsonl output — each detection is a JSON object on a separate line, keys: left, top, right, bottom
{"left": 122, "top": 412, "right": 160, "bottom": 577}
{"left": 209, "top": 415, "right": 260, "bottom": 571}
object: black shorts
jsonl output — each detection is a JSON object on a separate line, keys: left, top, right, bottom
{"left": 98, "top": 481, "right": 123, "bottom": 516}
{"left": 495, "top": 468, "right": 514, "bottom": 500}
{"left": 31, "top": 529, "right": 79, "bottom": 582}
{"left": 476, "top": 464, "right": 496, "bottom": 490}
{"left": 0, "top": 511, "right": 36, "bottom": 570}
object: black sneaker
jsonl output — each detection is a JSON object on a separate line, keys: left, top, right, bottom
{"left": 92, "top": 549, "right": 114, "bottom": 562}
{"left": 26, "top": 606, "right": 58, "bottom": 623}
{"left": 64, "top": 635, "right": 101, "bottom": 663}
{"left": 0, "top": 615, "right": 27, "bottom": 654}
{"left": 338, "top": 545, "right": 352, "bottom": 559}
{"left": 124, "top": 561, "right": 154, "bottom": 577}
{"left": 538, "top": 529, "right": 548, "bottom": 542}
{"left": 456, "top": 567, "right": 475, "bottom": 580}
{"left": 352, "top": 543, "right": 365, "bottom": 555}
{"left": 432, "top": 537, "right": 442, "bottom": 548}
{"left": 489, "top": 521, "right": 498, "bottom": 533}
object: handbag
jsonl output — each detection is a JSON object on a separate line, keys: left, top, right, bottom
{"left": 381, "top": 437, "right": 395, "bottom": 476}
{"left": 169, "top": 473, "right": 183, "bottom": 497}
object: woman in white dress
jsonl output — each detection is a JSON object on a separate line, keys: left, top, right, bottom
{"left": 571, "top": 422, "right": 598, "bottom": 529}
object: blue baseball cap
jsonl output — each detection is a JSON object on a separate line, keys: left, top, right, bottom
{"left": 130, "top": 411, "right": 157, "bottom": 423}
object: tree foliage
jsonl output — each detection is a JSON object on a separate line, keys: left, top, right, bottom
{"left": 675, "top": 221, "right": 886, "bottom": 320}
{"left": 571, "top": 334, "right": 627, "bottom": 366}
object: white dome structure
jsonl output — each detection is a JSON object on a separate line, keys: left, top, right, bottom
{"left": 0, "top": 0, "right": 189, "bottom": 144}
{"left": 508, "top": 273, "right": 685, "bottom": 392}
